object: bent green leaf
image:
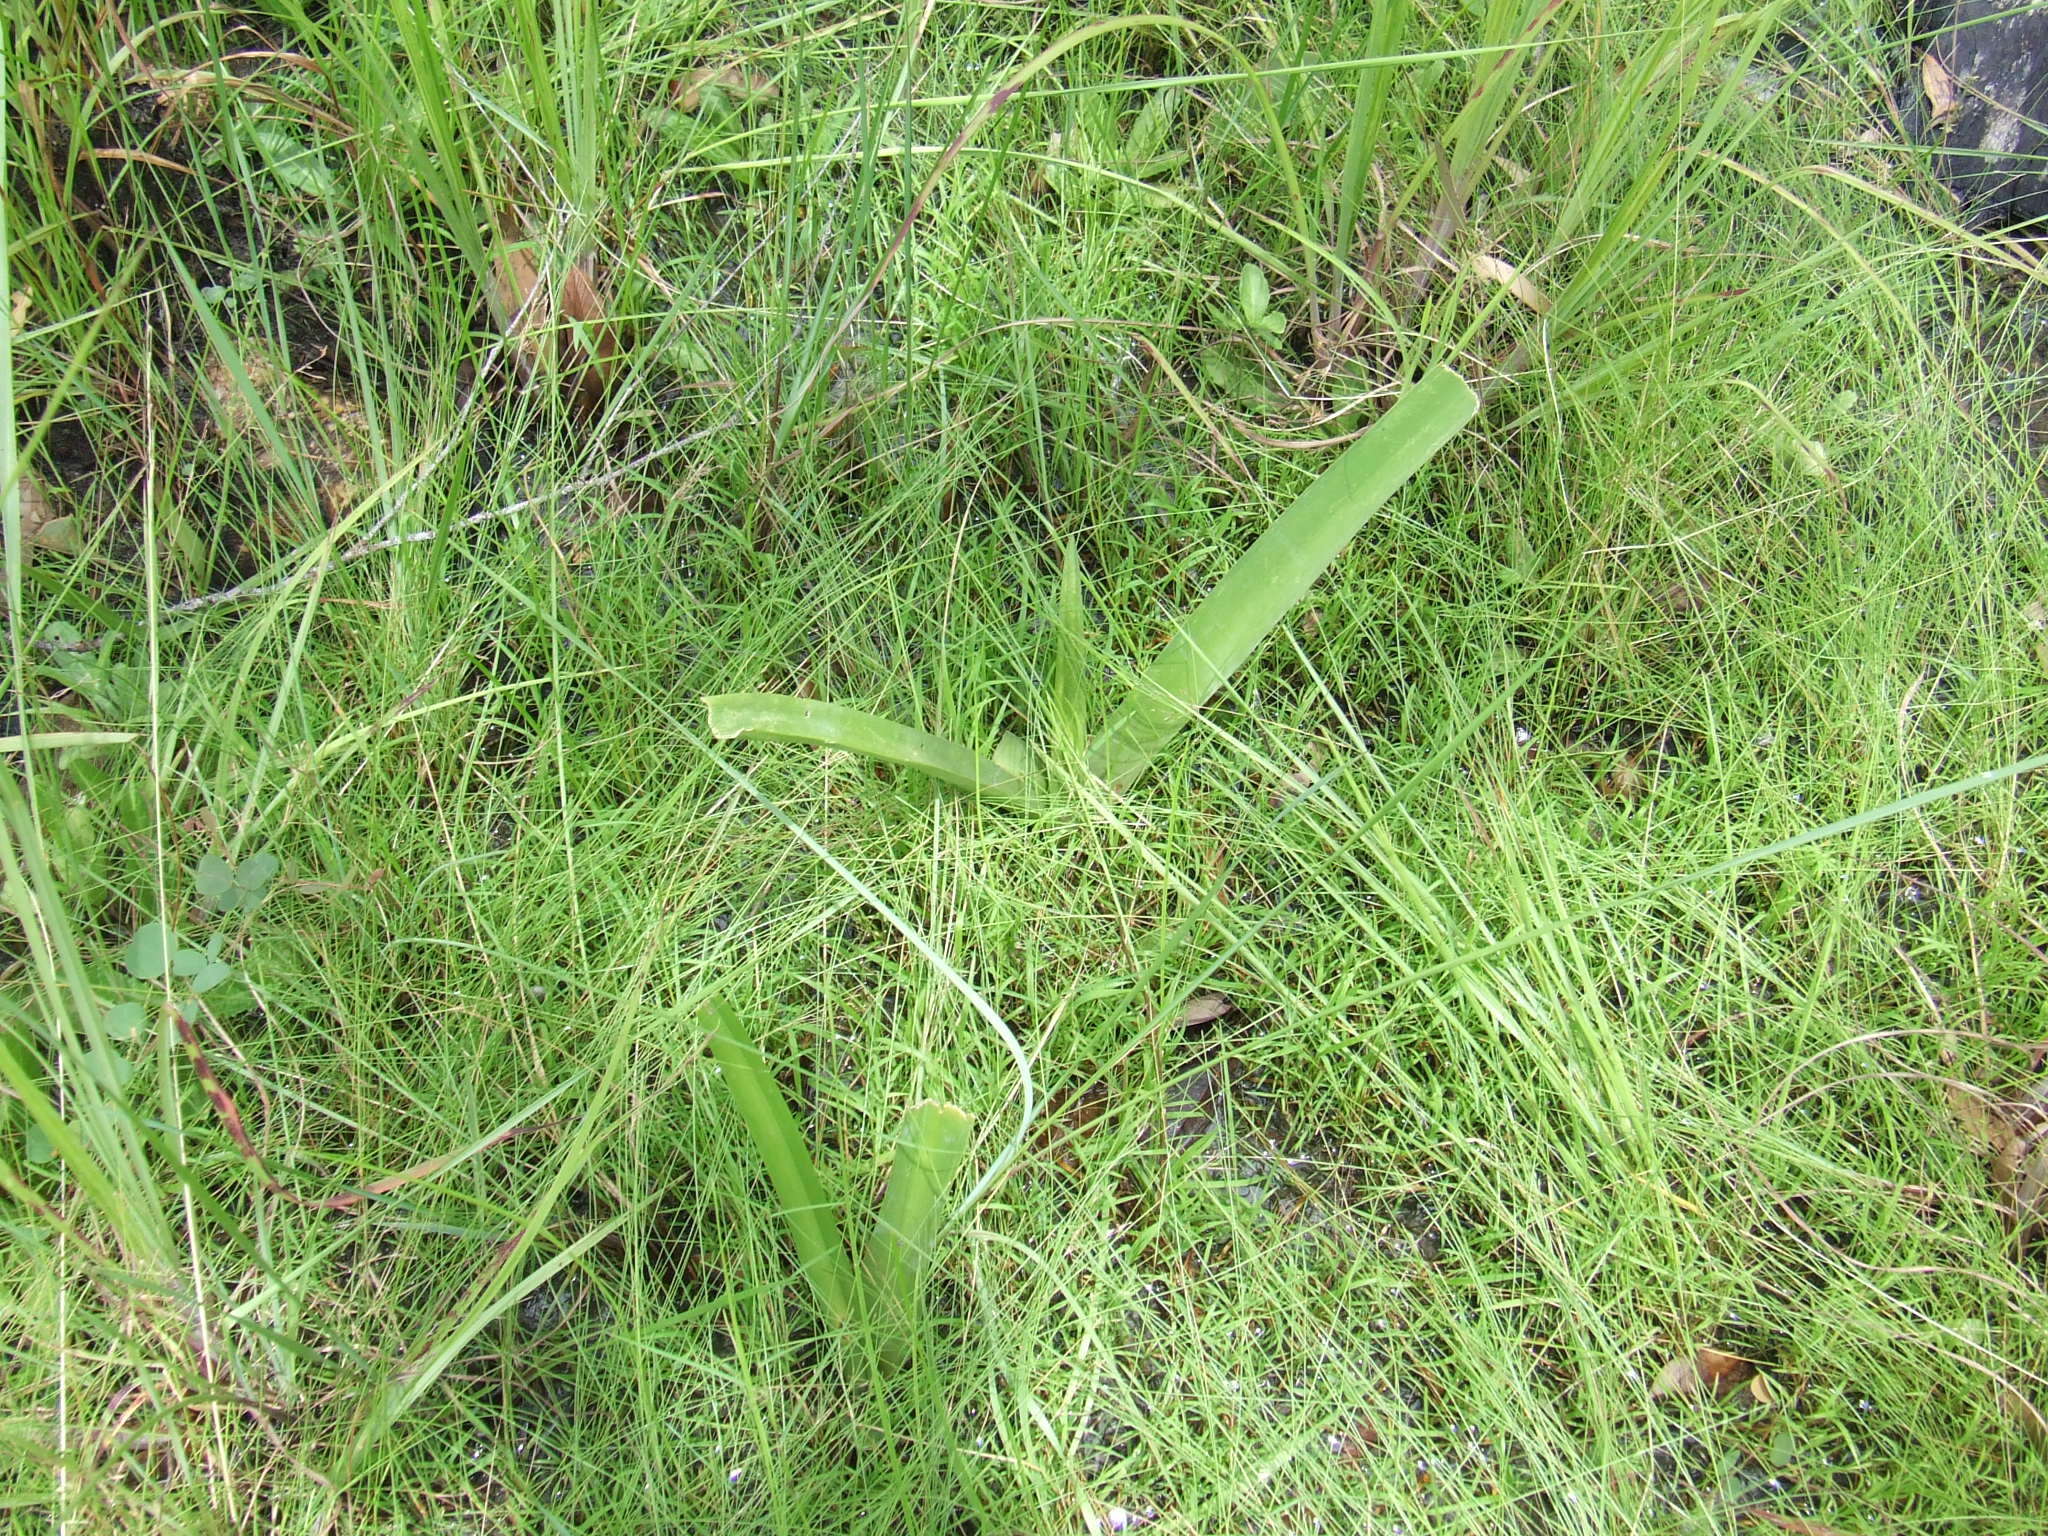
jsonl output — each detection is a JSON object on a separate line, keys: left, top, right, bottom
{"left": 1084, "top": 364, "right": 1477, "bottom": 788}
{"left": 700, "top": 996, "right": 856, "bottom": 1328}
{"left": 705, "top": 694, "right": 1041, "bottom": 805}
{"left": 708, "top": 367, "right": 1476, "bottom": 803}
{"left": 861, "top": 1100, "right": 973, "bottom": 1370}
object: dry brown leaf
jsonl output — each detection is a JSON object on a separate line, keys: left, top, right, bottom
{"left": 674, "top": 64, "right": 779, "bottom": 114}
{"left": 2026, "top": 601, "right": 2048, "bottom": 678}
{"left": 1268, "top": 743, "right": 1328, "bottom": 807}
{"left": 1328, "top": 1417, "right": 1380, "bottom": 1463}
{"left": 491, "top": 208, "right": 619, "bottom": 417}
{"left": 1922, "top": 50, "right": 1960, "bottom": 131}
{"left": 1033, "top": 1082, "right": 1110, "bottom": 1178}
{"left": 1988, "top": 1088, "right": 2048, "bottom": 1231}
{"left": 198, "top": 351, "right": 370, "bottom": 527}
{"left": 148, "top": 64, "right": 227, "bottom": 130}
{"left": 1695, "top": 1346, "right": 1756, "bottom": 1397}
{"left": 1652, "top": 1346, "right": 1756, "bottom": 1400}
{"left": 1650, "top": 1355, "right": 1700, "bottom": 1398}
{"left": 1469, "top": 253, "right": 1551, "bottom": 316}
{"left": 1950, "top": 1077, "right": 2048, "bottom": 1235}
{"left": 1272, "top": 765, "right": 1318, "bottom": 804}
{"left": 2000, "top": 1384, "right": 2048, "bottom": 1454}
{"left": 199, "top": 358, "right": 276, "bottom": 471}
{"left": 1658, "top": 575, "right": 1716, "bottom": 619}
{"left": 16, "top": 472, "right": 52, "bottom": 533}
{"left": 1946, "top": 1078, "right": 1993, "bottom": 1150}
{"left": 1599, "top": 752, "right": 1644, "bottom": 803}
{"left": 14, "top": 473, "right": 80, "bottom": 554}
{"left": 1741, "top": 1513, "right": 1865, "bottom": 1536}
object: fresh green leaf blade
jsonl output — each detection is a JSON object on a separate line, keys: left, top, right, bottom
{"left": 0, "top": 731, "right": 139, "bottom": 753}
{"left": 1125, "top": 84, "right": 1183, "bottom": 169}
{"left": 123, "top": 922, "right": 176, "bottom": 981}
{"left": 1239, "top": 261, "right": 1270, "bottom": 322}
{"left": 1085, "top": 364, "right": 1479, "bottom": 788}
{"left": 860, "top": 1100, "right": 973, "bottom": 1369}
{"left": 247, "top": 121, "right": 340, "bottom": 199}
{"left": 1334, "top": 0, "right": 1410, "bottom": 313}
{"left": 194, "top": 854, "right": 236, "bottom": 899}
{"left": 1051, "top": 538, "right": 1088, "bottom": 754}
{"left": 101, "top": 1002, "right": 148, "bottom": 1042}
{"left": 699, "top": 996, "right": 856, "bottom": 1328}
{"left": 705, "top": 694, "right": 1041, "bottom": 805}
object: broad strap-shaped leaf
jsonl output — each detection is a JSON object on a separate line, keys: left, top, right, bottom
{"left": 706, "top": 694, "right": 1041, "bottom": 806}
{"left": 1085, "top": 364, "right": 1478, "bottom": 789}
{"left": 860, "top": 1100, "right": 974, "bottom": 1369}
{"left": 700, "top": 996, "right": 856, "bottom": 1327}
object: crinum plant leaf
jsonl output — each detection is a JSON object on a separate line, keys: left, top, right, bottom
{"left": 700, "top": 996, "right": 856, "bottom": 1329}
{"left": 708, "top": 365, "right": 1477, "bottom": 803}
{"left": 861, "top": 1100, "right": 973, "bottom": 1370}
{"left": 701, "top": 995, "right": 975, "bottom": 1372}
{"left": 1084, "top": 364, "right": 1477, "bottom": 788}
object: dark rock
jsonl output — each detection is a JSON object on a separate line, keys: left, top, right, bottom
{"left": 1897, "top": 3, "right": 2048, "bottom": 228}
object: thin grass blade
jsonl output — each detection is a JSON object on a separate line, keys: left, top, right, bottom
{"left": 706, "top": 694, "right": 1041, "bottom": 805}
{"left": 1332, "top": 0, "right": 1410, "bottom": 311}
{"left": 860, "top": 1100, "right": 973, "bottom": 1370}
{"left": 1050, "top": 537, "right": 1088, "bottom": 756}
{"left": 1085, "top": 364, "right": 1478, "bottom": 790}
{"left": 700, "top": 995, "right": 856, "bottom": 1328}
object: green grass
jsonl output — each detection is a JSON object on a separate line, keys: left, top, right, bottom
{"left": 7, "top": 1, "right": 2048, "bottom": 1531}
